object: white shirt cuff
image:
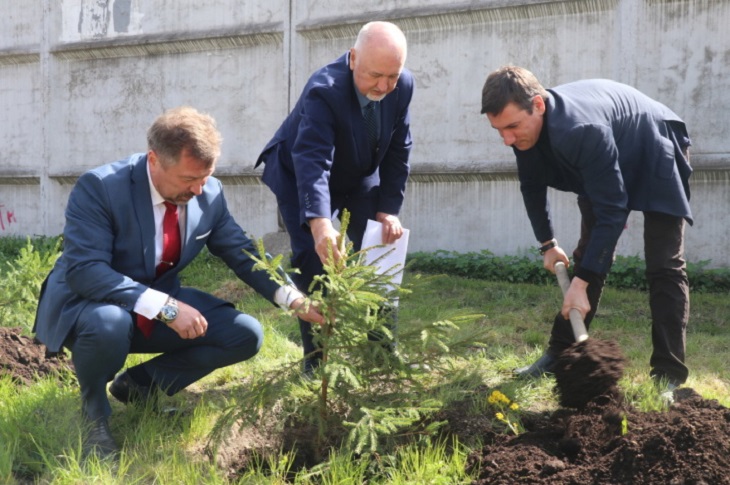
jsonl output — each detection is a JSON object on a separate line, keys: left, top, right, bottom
{"left": 274, "top": 285, "right": 305, "bottom": 310}
{"left": 133, "top": 288, "right": 169, "bottom": 319}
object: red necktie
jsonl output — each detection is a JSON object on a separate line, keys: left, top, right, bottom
{"left": 157, "top": 201, "right": 181, "bottom": 277}
{"left": 137, "top": 201, "right": 181, "bottom": 337}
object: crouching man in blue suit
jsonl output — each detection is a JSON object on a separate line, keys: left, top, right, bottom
{"left": 34, "top": 106, "right": 323, "bottom": 459}
{"left": 481, "top": 66, "right": 692, "bottom": 391}
{"left": 255, "top": 21, "right": 414, "bottom": 375}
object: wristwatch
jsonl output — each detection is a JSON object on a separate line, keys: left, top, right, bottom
{"left": 157, "top": 297, "right": 179, "bottom": 324}
{"left": 538, "top": 238, "right": 558, "bottom": 255}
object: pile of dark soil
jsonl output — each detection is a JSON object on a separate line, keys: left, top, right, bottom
{"left": 465, "top": 389, "right": 730, "bottom": 484}
{"left": 0, "top": 327, "right": 72, "bottom": 385}
{"left": 554, "top": 338, "right": 626, "bottom": 409}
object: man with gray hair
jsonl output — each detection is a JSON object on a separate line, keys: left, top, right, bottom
{"left": 35, "top": 106, "right": 323, "bottom": 459}
{"left": 256, "top": 21, "right": 415, "bottom": 375}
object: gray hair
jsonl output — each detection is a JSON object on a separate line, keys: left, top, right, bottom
{"left": 147, "top": 106, "right": 222, "bottom": 168}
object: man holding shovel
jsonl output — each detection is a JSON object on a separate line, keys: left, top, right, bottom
{"left": 480, "top": 66, "right": 692, "bottom": 391}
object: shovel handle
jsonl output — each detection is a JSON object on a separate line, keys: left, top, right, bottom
{"left": 554, "top": 262, "right": 589, "bottom": 343}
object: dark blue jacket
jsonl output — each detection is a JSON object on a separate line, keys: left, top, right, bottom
{"left": 255, "top": 53, "right": 414, "bottom": 226}
{"left": 516, "top": 79, "right": 692, "bottom": 276}
{"left": 34, "top": 154, "right": 283, "bottom": 352}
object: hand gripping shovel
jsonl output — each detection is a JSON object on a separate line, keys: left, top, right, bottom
{"left": 554, "top": 261, "right": 588, "bottom": 343}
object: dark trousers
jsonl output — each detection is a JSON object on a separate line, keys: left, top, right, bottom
{"left": 277, "top": 188, "right": 385, "bottom": 360}
{"left": 66, "top": 296, "right": 263, "bottom": 421}
{"left": 548, "top": 196, "right": 689, "bottom": 384}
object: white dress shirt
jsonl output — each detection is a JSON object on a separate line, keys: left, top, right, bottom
{"left": 133, "top": 161, "right": 303, "bottom": 320}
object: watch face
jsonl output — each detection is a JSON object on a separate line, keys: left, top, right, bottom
{"left": 161, "top": 305, "right": 178, "bottom": 321}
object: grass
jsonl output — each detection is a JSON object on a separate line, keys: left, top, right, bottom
{"left": 1, "top": 248, "right": 729, "bottom": 483}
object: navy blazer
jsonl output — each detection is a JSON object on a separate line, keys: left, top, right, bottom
{"left": 516, "top": 79, "right": 692, "bottom": 275}
{"left": 34, "top": 154, "right": 284, "bottom": 352}
{"left": 255, "top": 52, "right": 414, "bottom": 227}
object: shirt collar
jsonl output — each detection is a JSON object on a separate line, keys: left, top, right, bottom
{"left": 537, "top": 97, "right": 551, "bottom": 146}
{"left": 146, "top": 159, "right": 166, "bottom": 206}
{"left": 354, "top": 82, "right": 371, "bottom": 109}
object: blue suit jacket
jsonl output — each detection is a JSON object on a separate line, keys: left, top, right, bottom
{"left": 255, "top": 52, "right": 414, "bottom": 227}
{"left": 516, "top": 79, "right": 692, "bottom": 275}
{"left": 34, "top": 153, "right": 283, "bottom": 352}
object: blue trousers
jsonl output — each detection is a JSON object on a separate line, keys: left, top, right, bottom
{"left": 66, "top": 290, "right": 263, "bottom": 420}
{"left": 277, "top": 189, "right": 379, "bottom": 359}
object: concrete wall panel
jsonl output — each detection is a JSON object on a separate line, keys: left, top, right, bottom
{"left": 48, "top": 39, "right": 284, "bottom": 173}
{"left": 218, "top": 180, "right": 280, "bottom": 242}
{"left": 682, "top": 171, "right": 730, "bottom": 266}
{"left": 60, "top": 0, "right": 285, "bottom": 42}
{"left": 0, "top": 185, "right": 43, "bottom": 237}
{"left": 2, "top": 0, "right": 730, "bottom": 267}
{"left": 1, "top": 0, "right": 42, "bottom": 49}
{"left": 400, "top": 177, "right": 548, "bottom": 255}
{"left": 40, "top": 181, "right": 74, "bottom": 238}
{"left": 636, "top": 0, "right": 730, "bottom": 157}
{"left": 0, "top": 63, "right": 43, "bottom": 172}
{"left": 49, "top": 56, "right": 164, "bottom": 173}
{"left": 403, "top": 2, "right": 618, "bottom": 169}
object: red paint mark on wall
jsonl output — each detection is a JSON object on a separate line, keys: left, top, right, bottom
{"left": 0, "top": 205, "right": 18, "bottom": 231}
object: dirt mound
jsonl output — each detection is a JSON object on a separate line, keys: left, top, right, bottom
{"left": 467, "top": 388, "right": 730, "bottom": 484}
{"left": 554, "top": 338, "right": 626, "bottom": 409}
{"left": 0, "top": 327, "right": 73, "bottom": 385}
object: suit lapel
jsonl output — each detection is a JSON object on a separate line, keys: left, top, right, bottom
{"left": 130, "top": 155, "right": 156, "bottom": 278}
{"left": 378, "top": 86, "right": 400, "bottom": 162}
{"left": 353, "top": 88, "right": 400, "bottom": 168}
{"left": 351, "top": 91, "right": 372, "bottom": 167}
{"left": 184, "top": 196, "right": 202, "bottom": 259}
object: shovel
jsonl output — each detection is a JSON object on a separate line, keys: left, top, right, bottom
{"left": 554, "top": 261, "right": 588, "bottom": 343}
{"left": 552, "top": 261, "right": 624, "bottom": 409}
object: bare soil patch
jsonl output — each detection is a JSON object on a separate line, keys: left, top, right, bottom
{"left": 0, "top": 327, "right": 72, "bottom": 385}
{"left": 465, "top": 388, "right": 730, "bottom": 484}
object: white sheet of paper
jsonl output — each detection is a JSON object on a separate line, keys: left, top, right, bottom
{"left": 361, "top": 219, "right": 409, "bottom": 286}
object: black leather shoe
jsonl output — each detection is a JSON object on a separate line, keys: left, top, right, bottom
{"left": 302, "top": 357, "right": 321, "bottom": 381}
{"left": 514, "top": 352, "right": 558, "bottom": 378}
{"left": 109, "top": 371, "right": 158, "bottom": 406}
{"left": 83, "top": 418, "right": 119, "bottom": 460}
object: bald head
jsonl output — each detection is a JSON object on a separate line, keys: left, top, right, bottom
{"left": 354, "top": 21, "right": 407, "bottom": 63}
{"left": 350, "top": 21, "right": 408, "bottom": 101}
